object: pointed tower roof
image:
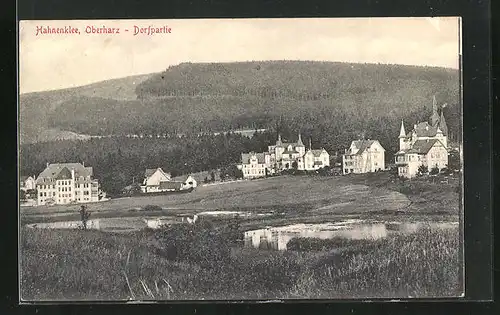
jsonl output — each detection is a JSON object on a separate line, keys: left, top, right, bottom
{"left": 276, "top": 133, "right": 282, "bottom": 145}
{"left": 297, "top": 132, "right": 304, "bottom": 146}
{"left": 429, "top": 95, "right": 440, "bottom": 126}
{"left": 399, "top": 120, "right": 406, "bottom": 138}
{"left": 439, "top": 110, "right": 448, "bottom": 135}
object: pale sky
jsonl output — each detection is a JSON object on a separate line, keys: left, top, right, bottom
{"left": 19, "top": 17, "right": 460, "bottom": 94}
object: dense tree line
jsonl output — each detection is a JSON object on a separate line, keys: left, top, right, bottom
{"left": 22, "top": 61, "right": 460, "bottom": 144}
{"left": 19, "top": 102, "right": 458, "bottom": 197}
{"left": 19, "top": 134, "right": 269, "bottom": 196}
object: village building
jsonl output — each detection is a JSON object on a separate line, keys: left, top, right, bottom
{"left": 20, "top": 175, "right": 36, "bottom": 192}
{"left": 240, "top": 152, "right": 270, "bottom": 178}
{"left": 239, "top": 133, "right": 330, "bottom": 179}
{"left": 141, "top": 168, "right": 197, "bottom": 193}
{"left": 395, "top": 96, "right": 449, "bottom": 178}
{"left": 35, "top": 163, "right": 99, "bottom": 206}
{"left": 342, "top": 139, "right": 386, "bottom": 174}
{"left": 140, "top": 168, "right": 172, "bottom": 193}
{"left": 174, "top": 175, "right": 198, "bottom": 190}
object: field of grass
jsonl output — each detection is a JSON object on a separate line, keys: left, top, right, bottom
{"left": 21, "top": 172, "right": 460, "bottom": 227}
{"left": 21, "top": 174, "right": 404, "bottom": 216}
{"left": 20, "top": 172, "right": 462, "bottom": 300}
{"left": 20, "top": 222, "right": 462, "bottom": 300}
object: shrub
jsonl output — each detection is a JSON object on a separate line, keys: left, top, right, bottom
{"left": 152, "top": 221, "right": 231, "bottom": 268}
{"left": 244, "top": 254, "right": 303, "bottom": 291}
{"left": 417, "top": 164, "right": 428, "bottom": 176}
{"left": 440, "top": 167, "right": 451, "bottom": 175}
{"left": 430, "top": 166, "right": 440, "bottom": 175}
{"left": 287, "top": 237, "right": 371, "bottom": 251}
{"left": 142, "top": 205, "right": 162, "bottom": 211}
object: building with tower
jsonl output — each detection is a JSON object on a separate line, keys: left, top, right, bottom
{"left": 239, "top": 132, "right": 330, "bottom": 178}
{"left": 394, "top": 96, "right": 449, "bottom": 178}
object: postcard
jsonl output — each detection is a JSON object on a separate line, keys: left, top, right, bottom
{"left": 18, "top": 17, "right": 463, "bottom": 301}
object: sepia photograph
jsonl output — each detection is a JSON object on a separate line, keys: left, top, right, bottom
{"left": 18, "top": 17, "right": 463, "bottom": 301}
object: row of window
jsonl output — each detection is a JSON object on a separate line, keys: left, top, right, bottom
{"left": 429, "top": 152, "right": 443, "bottom": 159}
{"left": 39, "top": 184, "right": 55, "bottom": 190}
{"left": 39, "top": 183, "right": 93, "bottom": 190}
{"left": 244, "top": 169, "right": 264, "bottom": 175}
{"left": 244, "top": 163, "right": 264, "bottom": 168}
{"left": 40, "top": 192, "right": 56, "bottom": 197}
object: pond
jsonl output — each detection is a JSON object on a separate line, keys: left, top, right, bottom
{"left": 24, "top": 210, "right": 273, "bottom": 232}
{"left": 243, "top": 220, "right": 459, "bottom": 250}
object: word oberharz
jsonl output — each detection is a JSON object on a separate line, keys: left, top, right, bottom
{"left": 35, "top": 25, "right": 173, "bottom": 36}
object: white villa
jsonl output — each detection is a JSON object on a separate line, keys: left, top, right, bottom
{"left": 394, "top": 96, "right": 449, "bottom": 178}
{"left": 20, "top": 175, "right": 36, "bottom": 192}
{"left": 239, "top": 133, "right": 330, "bottom": 179}
{"left": 141, "top": 168, "right": 197, "bottom": 193}
{"left": 342, "top": 139, "right": 386, "bottom": 174}
{"left": 141, "top": 168, "right": 172, "bottom": 193}
{"left": 35, "top": 163, "right": 100, "bottom": 206}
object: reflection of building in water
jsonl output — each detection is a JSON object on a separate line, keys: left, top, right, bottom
{"left": 244, "top": 223, "right": 388, "bottom": 250}
{"left": 335, "top": 223, "right": 387, "bottom": 240}
{"left": 28, "top": 219, "right": 100, "bottom": 230}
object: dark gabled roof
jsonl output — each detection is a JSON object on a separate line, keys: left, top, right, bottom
{"left": 241, "top": 152, "right": 267, "bottom": 164}
{"left": 277, "top": 141, "right": 304, "bottom": 148}
{"left": 311, "top": 149, "right": 326, "bottom": 157}
{"left": 345, "top": 140, "right": 377, "bottom": 155}
{"left": 55, "top": 167, "right": 72, "bottom": 180}
{"left": 144, "top": 168, "right": 171, "bottom": 180}
{"left": 412, "top": 122, "right": 440, "bottom": 138}
{"left": 36, "top": 163, "right": 93, "bottom": 184}
{"left": 406, "top": 139, "right": 444, "bottom": 154}
{"left": 283, "top": 149, "right": 299, "bottom": 154}
{"left": 159, "top": 181, "right": 183, "bottom": 190}
{"left": 174, "top": 175, "right": 196, "bottom": 183}
{"left": 20, "top": 176, "right": 29, "bottom": 182}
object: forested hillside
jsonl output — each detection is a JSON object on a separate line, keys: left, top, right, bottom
{"left": 45, "top": 61, "right": 459, "bottom": 139}
{"left": 19, "top": 61, "right": 461, "bottom": 194}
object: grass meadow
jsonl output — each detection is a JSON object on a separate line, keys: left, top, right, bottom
{"left": 20, "top": 172, "right": 462, "bottom": 300}
{"left": 20, "top": 222, "right": 462, "bottom": 301}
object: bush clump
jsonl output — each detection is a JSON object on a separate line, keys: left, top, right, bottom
{"left": 151, "top": 220, "right": 231, "bottom": 268}
{"left": 142, "top": 205, "right": 162, "bottom": 211}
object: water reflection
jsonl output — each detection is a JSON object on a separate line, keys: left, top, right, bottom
{"left": 244, "top": 221, "right": 458, "bottom": 250}
{"left": 27, "top": 220, "right": 100, "bottom": 230}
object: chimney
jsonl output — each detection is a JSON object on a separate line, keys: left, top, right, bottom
{"left": 82, "top": 161, "right": 85, "bottom": 167}
{"left": 46, "top": 162, "right": 49, "bottom": 168}
{"left": 71, "top": 169, "right": 75, "bottom": 180}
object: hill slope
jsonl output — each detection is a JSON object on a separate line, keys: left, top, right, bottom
{"left": 19, "top": 73, "right": 153, "bottom": 143}
{"left": 19, "top": 61, "right": 460, "bottom": 145}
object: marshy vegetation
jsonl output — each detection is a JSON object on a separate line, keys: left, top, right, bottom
{"left": 20, "top": 218, "right": 462, "bottom": 301}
